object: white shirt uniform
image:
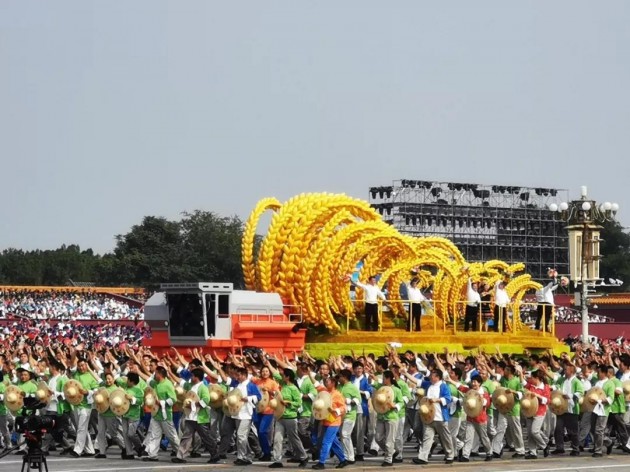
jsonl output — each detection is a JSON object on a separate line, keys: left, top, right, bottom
{"left": 354, "top": 282, "right": 386, "bottom": 304}
{"left": 494, "top": 282, "right": 510, "bottom": 308}
{"left": 542, "top": 281, "right": 558, "bottom": 305}
{"left": 426, "top": 381, "right": 447, "bottom": 422}
{"left": 407, "top": 286, "right": 427, "bottom": 304}
{"left": 466, "top": 279, "right": 481, "bottom": 307}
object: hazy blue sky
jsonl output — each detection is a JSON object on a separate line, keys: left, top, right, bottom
{"left": 2, "top": 2, "right": 629, "bottom": 254}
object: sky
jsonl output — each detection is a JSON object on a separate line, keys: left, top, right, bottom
{"left": 1, "top": 1, "right": 629, "bottom": 254}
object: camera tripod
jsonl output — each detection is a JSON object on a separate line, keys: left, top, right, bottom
{"left": 0, "top": 441, "right": 48, "bottom": 472}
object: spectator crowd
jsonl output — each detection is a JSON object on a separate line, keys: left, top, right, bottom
{"left": 0, "top": 289, "right": 144, "bottom": 320}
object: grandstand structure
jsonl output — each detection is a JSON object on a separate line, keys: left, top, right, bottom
{"left": 369, "top": 179, "right": 569, "bottom": 282}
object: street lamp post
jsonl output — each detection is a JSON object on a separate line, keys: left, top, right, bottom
{"left": 549, "top": 186, "right": 619, "bottom": 343}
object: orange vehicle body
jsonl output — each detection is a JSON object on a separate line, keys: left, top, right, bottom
{"left": 143, "top": 282, "right": 306, "bottom": 356}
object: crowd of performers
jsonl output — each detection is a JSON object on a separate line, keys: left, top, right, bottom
{"left": 2, "top": 342, "right": 630, "bottom": 468}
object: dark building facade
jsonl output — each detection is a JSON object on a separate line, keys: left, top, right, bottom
{"left": 369, "top": 179, "right": 569, "bottom": 282}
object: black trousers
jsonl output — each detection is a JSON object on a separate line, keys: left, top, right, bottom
{"left": 607, "top": 413, "right": 629, "bottom": 447}
{"left": 555, "top": 413, "right": 579, "bottom": 452}
{"left": 464, "top": 305, "right": 478, "bottom": 332}
{"left": 365, "top": 303, "right": 379, "bottom": 331}
{"left": 493, "top": 305, "right": 507, "bottom": 332}
{"left": 536, "top": 303, "right": 552, "bottom": 330}
{"left": 408, "top": 303, "right": 422, "bottom": 331}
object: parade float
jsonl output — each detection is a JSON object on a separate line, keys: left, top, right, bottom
{"left": 239, "top": 193, "right": 567, "bottom": 356}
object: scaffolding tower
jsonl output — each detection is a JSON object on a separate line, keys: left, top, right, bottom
{"left": 369, "top": 179, "right": 569, "bottom": 282}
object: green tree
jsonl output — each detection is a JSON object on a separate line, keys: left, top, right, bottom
{"left": 108, "top": 216, "right": 191, "bottom": 286}
{"left": 179, "top": 210, "right": 246, "bottom": 287}
{"left": 600, "top": 220, "right": 630, "bottom": 291}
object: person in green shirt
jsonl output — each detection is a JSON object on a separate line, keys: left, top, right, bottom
{"left": 15, "top": 365, "right": 37, "bottom": 456}
{"left": 491, "top": 364, "right": 525, "bottom": 458}
{"left": 171, "top": 368, "right": 220, "bottom": 464}
{"left": 269, "top": 368, "right": 308, "bottom": 468}
{"left": 444, "top": 366, "right": 465, "bottom": 460}
{"left": 296, "top": 362, "right": 318, "bottom": 453}
{"left": 120, "top": 372, "right": 144, "bottom": 459}
{"left": 0, "top": 372, "right": 9, "bottom": 450}
{"left": 606, "top": 366, "right": 630, "bottom": 452}
{"left": 372, "top": 370, "right": 404, "bottom": 466}
{"left": 552, "top": 362, "right": 584, "bottom": 456}
{"left": 591, "top": 364, "right": 614, "bottom": 457}
{"left": 71, "top": 358, "right": 100, "bottom": 457}
{"left": 338, "top": 369, "right": 361, "bottom": 464}
{"left": 479, "top": 368, "right": 497, "bottom": 441}
{"left": 391, "top": 363, "right": 410, "bottom": 463}
{"left": 95, "top": 372, "right": 125, "bottom": 458}
{"left": 143, "top": 366, "right": 180, "bottom": 461}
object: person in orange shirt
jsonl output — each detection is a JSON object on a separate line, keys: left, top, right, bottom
{"left": 313, "top": 376, "right": 348, "bottom": 470}
{"left": 253, "top": 366, "right": 280, "bottom": 461}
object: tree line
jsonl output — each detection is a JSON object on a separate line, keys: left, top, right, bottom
{"left": 0, "top": 213, "right": 628, "bottom": 291}
{"left": 0, "top": 211, "right": 254, "bottom": 289}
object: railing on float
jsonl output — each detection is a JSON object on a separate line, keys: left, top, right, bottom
{"left": 348, "top": 299, "right": 556, "bottom": 335}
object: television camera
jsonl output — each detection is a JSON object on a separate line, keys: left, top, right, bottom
{"left": 0, "top": 397, "right": 55, "bottom": 472}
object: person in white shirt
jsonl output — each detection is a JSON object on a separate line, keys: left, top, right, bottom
{"left": 463, "top": 268, "right": 481, "bottom": 332}
{"left": 413, "top": 369, "right": 454, "bottom": 465}
{"left": 407, "top": 278, "right": 427, "bottom": 332}
{"left": 537, "top": 276, "right": 558, "bottom": 331}
{"left": 493, "top": 280, "right": 510, "bottom": 333}
{"left": 351, "top": 276, "right": 386, "bottom": 332}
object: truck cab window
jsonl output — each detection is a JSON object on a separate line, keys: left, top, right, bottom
{"left": 167, "top": 293, "right": 204, "bottom": 337}
{"left": 205, "top": 294, "right": 216, "bottom": 337}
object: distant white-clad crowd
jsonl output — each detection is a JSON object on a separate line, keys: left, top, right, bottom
{"left": 0, "top": 290, "right": 143, "bottom": 320}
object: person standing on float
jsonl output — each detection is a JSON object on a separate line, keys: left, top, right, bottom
{"left": 350, "top": 275, "right": 386, "bottom": 332}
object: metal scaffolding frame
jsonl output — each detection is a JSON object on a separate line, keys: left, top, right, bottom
{"left": 369, "top": 179, "right": 569, "bottom": 282}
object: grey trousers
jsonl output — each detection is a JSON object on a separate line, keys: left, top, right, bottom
{"left": 376, "top": 419, "right": 397, "bottom": 463}
{"left": 221, "top": 417, "right": 255, "bottom": 461}
{"left": 122, "top": 418, "right": 142, "bottom": 455}
{"left": 527, "top": 416, "right": 548, "bottom": 455}
{"left": 341, "top": 418, "right": 356, "bottom": 462}
{"left": 297, "top": 416, "right": 312, "bottom": 451}
{"left": 448, "top": 415, "right": 464, "bottom": 453}
{"left": 351, "top": 412, "right": 365, "bottom": 456}
{"left": 144, "top": 418, "right": 180, "bottom": 459}
{"left": 273, "top": 418, "right": 307, "bottom": 463}
{"left": 177, "top": 420, "right": 217, "bottom": 459}
{"left": 591, "top": 414, "right": 611, "bottom": 455}
{"left": 403, "top": 408, "right": 422, "bottom": 443}
{"left": 579, "top": 411, "right": 592, "bottom": 445}
{"left": 73, "top": 408, "right": 95, "bottom": 455}
{"left": 0, "top": 415, "right": 10, "bottom": 449}
{"left": 96, "top": 415, "right": 125, "bottom": 454}
{"left": 543, "top": 408, "right": 556, "bottom": 440}
{"left": 488, "top": 410, "right": 497, "bottom": 439}
{"left": 368, "top": 408, "right": 377, "bottom": 451}
{"left": 463, "top": 421, "right": 492, "bottom": 459}
{"left": 393, "top": 416, "right": 405, "bottom": 457}
{"left": 418, "top": 421, "right": 454, "bottom": 462}
{"left": 492, "top": 413, "right": 524, "bottom": 455}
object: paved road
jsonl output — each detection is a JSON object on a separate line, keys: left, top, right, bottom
{"left": 3, "top": 452, "right": 630, "bottom": 472}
